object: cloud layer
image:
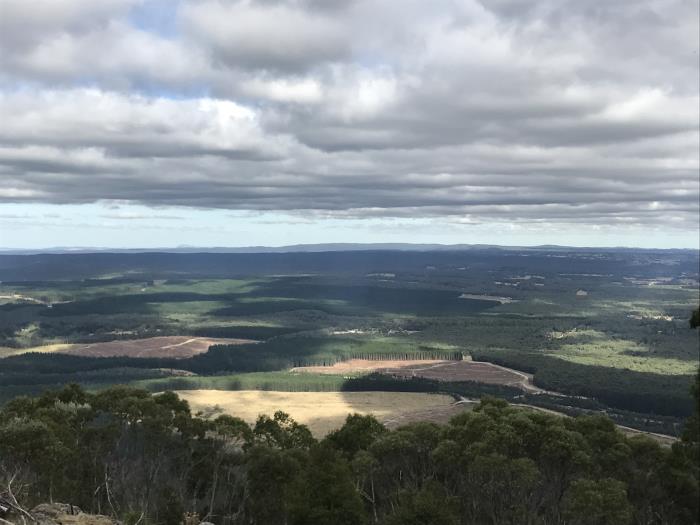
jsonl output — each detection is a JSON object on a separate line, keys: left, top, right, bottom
{"left": 0, "top": 0, "right": 698, "bottom": 231}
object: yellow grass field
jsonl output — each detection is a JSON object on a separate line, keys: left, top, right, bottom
{"left": 174, "top": 390, "right": 456, "bottom": 436}
{"left": 0, "top": 343, "right": 76, "bottom": 358}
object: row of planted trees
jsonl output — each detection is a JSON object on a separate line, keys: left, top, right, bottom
{"left": 1, "top": 379, "right": 698, "bottom": 525}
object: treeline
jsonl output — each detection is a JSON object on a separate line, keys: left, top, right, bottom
{"left": 1, "top": 384, "right": 698, "bottom": 525}
{"left": 138, "top": 372, "right": 347, "bottom": 394}
{"left": 471, "top": 349, "right": 695, "bottom": 417}
{"left": 133, "top": 372, "right": 521, "bottom": 399}
{"left": 341, "top": 373, "right": 522, "bottom": 400}
{"left": 285, "top": 350, "right": 463, "bottom": 368}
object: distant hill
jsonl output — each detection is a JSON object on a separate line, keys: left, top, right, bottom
{"left": 1, "top": 242, "right": 697, "bottom": 255}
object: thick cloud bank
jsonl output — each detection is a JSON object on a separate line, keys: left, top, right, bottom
{"left": 0, "top": 0, "right": 697, "bottom": 231}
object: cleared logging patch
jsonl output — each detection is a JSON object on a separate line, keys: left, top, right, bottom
{"left": 59, "top": 336, "right": 254, "bottom": 359}
{"left": 294, "top": 359, "right": 531, "bottom": 389}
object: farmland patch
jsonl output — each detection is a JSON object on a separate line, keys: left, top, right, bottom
{"left": 175, "top": 390, "right": 454, "bottom": 436}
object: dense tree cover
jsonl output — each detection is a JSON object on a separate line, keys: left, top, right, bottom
{"left": 2, "top": 249, "right": 698, "bottom": 282}
{"left": 191, "top": 325, "right": 299, "bottom": 339}
{"left": 471, "top": 349, "right": 695, "bottom": 417}
{"left": 1, "top": 385, "right": 698, "bottom": 525}
{"left": 341, "top": 374, "right": 523, "bottom": 401}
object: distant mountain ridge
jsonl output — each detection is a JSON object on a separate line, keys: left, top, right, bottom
{"left": 1, "top": 243, "right": 697, "bottom": 255}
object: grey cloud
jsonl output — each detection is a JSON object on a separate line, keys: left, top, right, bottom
{"left": 0, "top": 0, "right": 696, "bottom": 234}
{"left": 181, "top": 0, "right": 350, "bottom": 73}
{"left": 251, "top": 0, "right": 356, "bottom": 12}
{"left": 0, "top": 0, "right": 136, "bottom": 50}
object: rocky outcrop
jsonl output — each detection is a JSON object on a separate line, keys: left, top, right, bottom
{"left": 21, "top": 503, "right": 122, "bottom": 525}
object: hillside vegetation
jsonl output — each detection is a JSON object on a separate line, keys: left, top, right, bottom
{"left": 1, "top": 382, "right": 698, "bottom": 525}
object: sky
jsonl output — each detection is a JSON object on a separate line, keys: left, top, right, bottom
{"left": 0, "top": 0, "right": 698, "bottom": 249}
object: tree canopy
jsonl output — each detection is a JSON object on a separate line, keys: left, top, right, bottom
{"left": 1, "top": 385, "right": 698, "bottom": 525}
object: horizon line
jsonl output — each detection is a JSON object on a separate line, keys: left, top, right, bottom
{"left": 1, "top": 242, "right": 699, "bottom": 255}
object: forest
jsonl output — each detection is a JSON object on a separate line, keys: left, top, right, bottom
{"left": 0, "top": 248, "right": 698, "bottom": 437}
{"left": 1, "top": 381, "right": 698, "bottom": 525}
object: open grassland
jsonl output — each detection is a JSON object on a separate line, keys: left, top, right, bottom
{"left": 543, "top": 329, "right": 699, "bottom": 375}
{"left": 175, "top": 390, "right": 455, "bottom": 436}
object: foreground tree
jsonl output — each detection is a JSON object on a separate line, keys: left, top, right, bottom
{"left": 1, "top": 386, "right": 698, "bottom": 524}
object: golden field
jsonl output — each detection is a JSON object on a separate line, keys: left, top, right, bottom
{"left": 174, "top": 390, "right": 457, "bottom": 436}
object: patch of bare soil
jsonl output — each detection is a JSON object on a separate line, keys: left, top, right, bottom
{"left": 61, "top": 336, "right": 255, "bottom": 359}
{"left": 5, "top": 503, "right": 123, "bottom": 525}
{"left": 383, "top": 361, "right": 525, "bottom": 385}
{"left": 291, "top": 359, "right": 446, "bottom": 374}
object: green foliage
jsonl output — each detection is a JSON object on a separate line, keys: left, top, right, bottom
{"left": 155, "top": 487, "right": 185, "bottom": 525}
{"left": 286, "top": 444, "right": 368, "bottom": 525}
{"left": 383, "top": 483, "right": 458, "bottom": 525}
{"left": 252, "top": 411, "right": 315, "bottom": 450}
{"left": 678, "top": 369, "right": 700, "bottom": 483}
{"left": 325, "top": 413, "right": 388, "bottom": 459}
{"left": 0, "top": 386, "right": 698, "bottom": 524}
{"left": 562, "top": 478, "right": 633, "bottom": 525}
